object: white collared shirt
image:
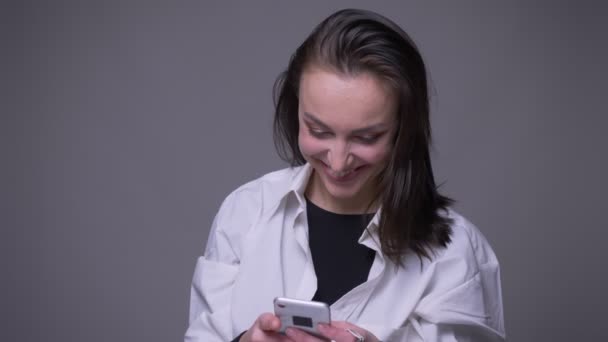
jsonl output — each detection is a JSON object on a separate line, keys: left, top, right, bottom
{"left": 185, "top": 164, "right": 505, "bottom": 341}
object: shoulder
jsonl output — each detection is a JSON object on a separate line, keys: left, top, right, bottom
{"left": 410, "top": 210, "right": 505, "bottom": 337}
{"left": 205, "top": 166, "right": 304, "bottom": 258}
{"left": 429, "top": 209, "right": 500, "bottom": 278}
{"left": 232, "top": 166, "right": 300, "bottom": 196}
{"left": 449, "top": 209, "right": 497, "bottom": 263}
{"left": 216, "top": 165, "right": 303, "bottom": 222}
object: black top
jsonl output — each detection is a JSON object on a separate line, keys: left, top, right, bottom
{"left": 307, "top": 199, "right": 376, "bottom": 305}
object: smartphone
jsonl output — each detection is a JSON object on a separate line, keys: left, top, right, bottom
{"left": 273, "top": 297, "right": 331, "bottom": 339}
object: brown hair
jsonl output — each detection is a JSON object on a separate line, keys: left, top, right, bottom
{"left": 273, "top": 8, "right": 453, "bottom": 264}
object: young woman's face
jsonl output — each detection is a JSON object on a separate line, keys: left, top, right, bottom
{"left": 298, "top": 66, "right": 397, "bottom": 209}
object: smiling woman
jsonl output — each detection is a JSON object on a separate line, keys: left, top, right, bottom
{"left": 185, "top": 8, "right": 505, "bottom": 342}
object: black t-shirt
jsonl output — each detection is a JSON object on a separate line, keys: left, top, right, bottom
{"left": 307, "top": 199, "right": 376, "bottom": 305}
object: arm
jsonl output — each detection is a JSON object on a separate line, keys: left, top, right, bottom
{"left": 185, "top": 192, "right": 245, "bottom": 342}
{"left": 391, "top": 260, "right": 505, "bottom": 341}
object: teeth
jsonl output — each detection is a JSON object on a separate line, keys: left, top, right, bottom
{"left": 333, "top": 169, "right": 354, "bottom": 178}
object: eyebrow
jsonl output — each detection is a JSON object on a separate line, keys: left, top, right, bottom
{"left": 303, "top": 112, "right": 389, "bottom": 135}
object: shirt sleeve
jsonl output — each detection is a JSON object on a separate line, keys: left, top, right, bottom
{"left": 184, "top": 192, "right": 250, "bottom": 342}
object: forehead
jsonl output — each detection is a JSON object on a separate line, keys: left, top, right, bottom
{"left": 298, "top": 67, "right": 397, "bottom": 129}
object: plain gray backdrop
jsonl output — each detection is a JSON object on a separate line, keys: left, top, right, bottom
{"left": 4, "top": 1, "right": 608, "bottom": 341}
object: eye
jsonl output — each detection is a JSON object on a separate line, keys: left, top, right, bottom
{"left": 309, "top": 128, "right": 332, "bottom": 139}
{"left": 354, "top": 134, "right": 381, "bottom": 144}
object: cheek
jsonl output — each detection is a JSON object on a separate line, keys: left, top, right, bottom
{"left": 353, "top": 143, "right": 392, "bottom": 165}
{"left": 298, "top": 132, "right": 327, "bottom": 157}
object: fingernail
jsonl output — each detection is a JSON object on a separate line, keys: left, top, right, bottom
{"left": 285, "top": 327, "right": 295, "bottom": 337}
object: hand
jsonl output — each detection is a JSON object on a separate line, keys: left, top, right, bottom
{"left": 285, "top": 321, "right": 380, "bottom": 342}
{"left": 239, "top": 313, "right": 294, "bottom": 342}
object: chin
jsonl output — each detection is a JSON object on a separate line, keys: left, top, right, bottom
{"left": 318, "top": 169, "right": 371, "bottom": 200}
{"left": 308, "top": 157, "right": 379, "bottom": 197}
{"left": 323, "top": 183, "right": 364, "bottom": 200}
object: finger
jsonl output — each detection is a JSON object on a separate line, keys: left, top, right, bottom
{"left": 249, "top": 332, "right": 294, "bottom": 342}
{"left": 318, "top": 323, "right": 363, "bottom": 341}
{"left": 258, "top": 313, "right": 281, "bottom": 332}
{"left": 326, "top": 321, "right": 354, "bottom": 329}
{"left": 284, "top": 327, "right": 324, "bottom": 342}
{"left": 267, "top": 332, "right": 297, "bottom": 342}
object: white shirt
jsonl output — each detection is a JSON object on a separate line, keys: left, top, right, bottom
{"left": 185, "top": 164, "right": 506, "bottom": 341}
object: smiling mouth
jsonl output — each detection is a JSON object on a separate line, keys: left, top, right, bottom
{"left": 322, "top": 163, "right": 368, "bottom": 182}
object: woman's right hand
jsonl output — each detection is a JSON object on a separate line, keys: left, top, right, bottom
{"left": 239, "top": 313, "right": 293, "bottom": 342}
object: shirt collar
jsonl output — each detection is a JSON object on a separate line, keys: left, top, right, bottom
{"left": 283, "top": 163, "right": 383, "bottom": 249}
{"left": 287, "top": 163, "right": 313, "bottom": 209}
{"left": 360, "top": 209, "right": 382, "bottom": 251}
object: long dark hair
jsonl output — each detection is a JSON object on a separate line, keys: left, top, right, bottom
{"left": 273, "top": 8, "right": 453, "bottom": 264}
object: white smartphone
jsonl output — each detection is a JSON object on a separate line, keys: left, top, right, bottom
{"left": 273, "top": 297, "right": 331, "bottom": 339}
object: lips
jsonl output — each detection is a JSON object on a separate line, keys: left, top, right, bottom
{"left": 322, "top": 163, "right": 368, "bottom": 183}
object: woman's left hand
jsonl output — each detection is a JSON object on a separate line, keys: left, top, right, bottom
{"left": 285, "top": 321, "right": 380, "bottom": 342}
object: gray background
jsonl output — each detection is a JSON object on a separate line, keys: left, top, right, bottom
{"left": 4, "top": 1, "right": 607, "bottom": 341}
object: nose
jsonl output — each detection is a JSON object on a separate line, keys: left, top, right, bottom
{"left": 327, "top": 141, "right": 353, "bottom": 173}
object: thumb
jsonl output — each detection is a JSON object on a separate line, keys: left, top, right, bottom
{"left": 258, "top": 313, "right": 281, "bottom": 332}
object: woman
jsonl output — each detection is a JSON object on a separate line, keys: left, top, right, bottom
{"left": 186, "top": 8, "right": 505, "bottom": 342}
